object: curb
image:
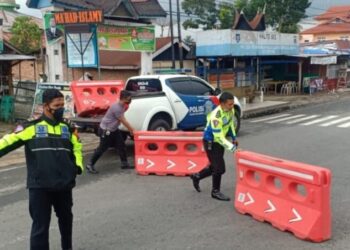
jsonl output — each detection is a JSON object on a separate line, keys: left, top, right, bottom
{"left": 242, "top": 103, "right": 291, "bottom": 119}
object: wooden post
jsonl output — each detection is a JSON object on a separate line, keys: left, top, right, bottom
{"left": 298, "top": 60, "right": 303, "bottom": 93}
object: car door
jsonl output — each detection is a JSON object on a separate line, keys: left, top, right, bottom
{"left": 166, "top": 77, "right": 218, "bottom": 130}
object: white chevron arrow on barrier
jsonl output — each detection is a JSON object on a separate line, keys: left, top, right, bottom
{"left": 145, "top": 159, "right": 155, "bottom": 169}
{"left": 166, "top": 160, "right": 176, "bottom": 169}
{"left": 187, "top": 160, "right": 197, "bottom": 170}
{"left": 264, "top": 200, "right": 276, "bottom": 213}
{"left": 289, "top": 208, "right": 302, "bottom": 223}
{"left": 244, "top": 192, "right": 255, "bottom": 206}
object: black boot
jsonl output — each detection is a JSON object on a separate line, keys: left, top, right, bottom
{"left": 86, "top": 164, "right": 99, "bottom": 174}
{"left": 190, "top": 173, "right": 201, "bottom": 192}
{"left": 211, "top": 189, "right": 230, "bottom": 201}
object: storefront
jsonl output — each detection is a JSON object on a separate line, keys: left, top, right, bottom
{"left": 196, "top": 29, "right": 299, "bottom": 95}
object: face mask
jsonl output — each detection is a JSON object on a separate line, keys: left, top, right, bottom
{"left": 50, "top": 107, "right": 65, "bottom": 121}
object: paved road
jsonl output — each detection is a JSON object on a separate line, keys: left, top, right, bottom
{"left": 0, "top": 99, "right": 349, "bottom": 249}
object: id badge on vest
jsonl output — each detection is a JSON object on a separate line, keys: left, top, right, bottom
{"left": 35, "top": 125, "right": 48, "bottom": 138}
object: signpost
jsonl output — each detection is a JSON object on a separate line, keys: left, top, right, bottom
{"left": 54, "top": 9, "right": 103, "bottom": 79}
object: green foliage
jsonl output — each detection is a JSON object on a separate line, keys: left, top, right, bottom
{"left": 10, "top": 16, "right": 42, "bottom": 54}
{"left": 183, "top": 35, "right": 195, "bottom": 46}
{"left": 218, "top": 3, "right": 236, "bottom": 29}
{"left": 182, "top": 0, "right": 310, "bottom": 33}
{"left": 182, "top": 0, "right": 217, "bottom": 30}
{"left": 235, "top": 0, "right": 311, "bottom": 33}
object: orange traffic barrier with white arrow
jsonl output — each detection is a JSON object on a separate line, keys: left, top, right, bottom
{"left": 234, "top": 150, "right": 331, "bottom": 242}
{"left": 134, "top": 131, "right": 208, "bottom": 176}
{"left": 70, "top": 80, "right": 124, "bottom": 117}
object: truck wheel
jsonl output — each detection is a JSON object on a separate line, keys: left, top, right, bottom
{"left": 149, "top": 119, "right": 171, "bottom": 131}
{"left": 234, "top": 109, "right": 241, "bottom": 135}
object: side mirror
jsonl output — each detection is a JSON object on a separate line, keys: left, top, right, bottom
{"left": 214, "top": 88, "right": 221, "bottom": 96}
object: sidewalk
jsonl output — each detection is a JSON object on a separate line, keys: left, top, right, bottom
{"left": 1, "top": 89, "right": 349, "bottom": 168}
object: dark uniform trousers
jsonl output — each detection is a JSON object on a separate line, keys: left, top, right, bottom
{"left": 29, "top": 189, "right": 73, "bottom": 250}
{"left": 198, "top": 140, "right": 226, "bottom": 191}
{"left": 89, "top": 128, "right": 127, "bottom": 166}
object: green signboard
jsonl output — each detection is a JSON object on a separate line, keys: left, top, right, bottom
{"left": 44, "top": 13, "right": 64, "bottom": 44}
{"left": 97, "top": 25, "right": 155, "bottom": 52}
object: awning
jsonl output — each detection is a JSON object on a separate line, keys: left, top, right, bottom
{"left": 0, "top": 54, "right": 36, "bottom": 61}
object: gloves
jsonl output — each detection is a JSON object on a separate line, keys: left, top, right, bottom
{"left": 229, "top": 144, "right": 237, "bottom": 152}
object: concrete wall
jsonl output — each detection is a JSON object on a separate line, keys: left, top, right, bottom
{"left": 300, "top": 32, "right": 350, "bottom": 43}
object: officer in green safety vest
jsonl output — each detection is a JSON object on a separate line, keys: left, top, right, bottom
{"left": 0, "top": 89, "right": 83, "bottom": 250}
{"left": 190, "top": 92, "right": 238, "bottom": 201}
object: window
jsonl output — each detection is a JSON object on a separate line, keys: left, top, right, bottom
{"left": 317, "top": 36, "right": 326, "bottom": 42}
{"left": 167, "top": 77, "right": 214, "bottom": 96}
{"left": 190, "top": 79, "right": 214, "bottom": 96}
{"left": 126, "top": 79, "right": 162, "bottom": 92}
{"left": 167, "top": 78, "right": 193, "bottom": 95}
{"left": 340, "top": 36, "right": 349, "bottom": 41}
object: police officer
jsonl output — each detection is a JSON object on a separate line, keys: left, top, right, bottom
{"left": 86, "top": 90, "right": 135, "bottom": 174}
{"left": 0, "top": 89, "right": 83, "bottom": 250}
{"left": 190, "top": 92, "right": 238, "bottom": 201}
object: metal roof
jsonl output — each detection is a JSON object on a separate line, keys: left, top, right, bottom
{"left": 0, "top": 54, "right": 36, "bottom": 60}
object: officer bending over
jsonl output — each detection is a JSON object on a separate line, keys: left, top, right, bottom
{"left": 190, "top": 92, "right": 238, "bottom": 201}
{"left": 0, "top": 89, "right": 83, "bottom": 250}
{"left": 86, "top": 90, "right": 135, "bottom": 174}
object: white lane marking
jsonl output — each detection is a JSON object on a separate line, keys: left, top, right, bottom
{"left": 244, "top": 192, "right": 255, "bottom": 206}
{"left": 266, "top": 114, "right": 306, "bottom": 123}
{"left": 301, "top": 115, "right": 338, "bottom": 125}
{"left": 264, "top": 200, "right": 276, "bottom": 213}
{"left": 238, "top": 158, "right": 314, "bottom": 181}
{"left": 0, "top": 184, "right": 26, "bottom": 194}
{"left": 289, "top": 208, "right": 302, "bottom": 223}
{"left": 0, "top": 165, "right": 24, "bottom": 174}
{"left": 249, "top": 114, "right": 291, "bottom": 123}
{"left": 338, "top": 122, "right": 350, "bottom": 128}
{"left": 320, "top": 116, "right": 350, "bottom": 127}
{"left": 286, "top": 115, "right": 320, "bottom": 124}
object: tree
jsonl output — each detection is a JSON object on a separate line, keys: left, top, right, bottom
{"left": 182, "top": 0, "right": 310, "bottom": 33}
{"left": 217, "top": 2, "right": 236, "bottom": 29}
{"left": 10, "top": 16, "right": 42, "bottom": 54}
{"left": 182, "top": 0, "right": 217, "bottom": 30}
{"left": 234, "top": 0, "right": 311, "bottom": 33}
{"left": 183, "top": 35, "right": 195, "bottom": 46}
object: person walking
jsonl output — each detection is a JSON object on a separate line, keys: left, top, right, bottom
{"left": 0, "top": 89, "right": 83, "bottom": 250}
{"left": 86, "top": 90, "right": 135, "bottom": 174}
{"left": 190, "top": 92, "right": 238, "bottom": 201}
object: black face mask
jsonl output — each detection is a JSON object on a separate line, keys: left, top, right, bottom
{"left": 50, "top": 107, "right": 65, "bottom": 121}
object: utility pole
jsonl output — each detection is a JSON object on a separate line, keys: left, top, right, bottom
{"left": 176, "top": 0, "right": 183, "bottom": 69}
{"left": 169, "top": 0, "right": 176, "bottom": 69}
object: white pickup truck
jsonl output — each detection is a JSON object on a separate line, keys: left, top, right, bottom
{"left": 119, "top": 74, "right": 242, "bottom": 134}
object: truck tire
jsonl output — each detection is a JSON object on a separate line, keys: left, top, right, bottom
{"left": 149, "top": 119, "right": 171, "bottom": 131}
{"left": 234, "top": 108, "right": 241, "bottom": 135}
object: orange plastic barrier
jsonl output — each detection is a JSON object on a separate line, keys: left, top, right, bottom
{"left": 70, "top": 80, "right": 124, "bottom": 117}
{"left": 234, "top": 150, "right": 331, "bottom": 242}
{"left": 134, "top": 131, "right": 209, "bottom": 176}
